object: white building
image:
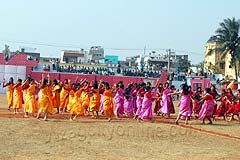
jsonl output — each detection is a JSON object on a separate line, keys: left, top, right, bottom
{"left": 60, "top": 49, "right": 87, "bottom": 64}
{"left": 88, "top": 46, "right": 104, "bottom": 63}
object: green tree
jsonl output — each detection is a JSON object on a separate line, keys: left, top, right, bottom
{"left": 210, "top": 17, "right": 240, "bottom": 80}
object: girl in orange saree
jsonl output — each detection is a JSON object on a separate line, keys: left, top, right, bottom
{"left": 69, "top": 83, "right": 84, "bottom": 121}
{"left": 52, "top": 79, "right": 61, "bottom": 113}
{"left": 89, "top": 80, "right": 101, "bottom": 118}
{"left": 103, "top": 82, "right": 114, "bottom": 121}
{"left": 24, "top": 79, "right": 37, "bottom": 117}
{"left": 36, "top": 74, "right": 53, "bottom": 121}
{"left": 60, "top": 79, "right": 70, "bottom": 112}
{"left": 12, "top": 79, "right": 23, "bottom": 114}
{"left": 2, "top": 77, "right": 14, "bottom": 110}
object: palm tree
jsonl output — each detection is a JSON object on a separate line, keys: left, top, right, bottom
{"left": 210, "top": 17, "right": 240, "bottom": 80}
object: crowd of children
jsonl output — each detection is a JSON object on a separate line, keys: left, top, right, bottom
{"left": 1, "top": 75, "right": 240, "bottom": 124}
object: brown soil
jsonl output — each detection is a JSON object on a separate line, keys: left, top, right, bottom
{"left": 0, "top": 94, "right": 239, "bottom": 160}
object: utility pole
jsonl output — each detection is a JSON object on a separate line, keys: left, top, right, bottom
{"left": 143, "top": 46, "right": 146, "bottom": 56}
{"left": 167, "top": 49, "right": 171, "bottom": 73}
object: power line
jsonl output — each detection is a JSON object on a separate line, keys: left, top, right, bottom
{"left": 0, "top": 39, "right": 203, "bottom": 55}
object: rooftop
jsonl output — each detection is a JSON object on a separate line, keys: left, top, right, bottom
{"left": 63, "top": 52, "right": 84, "bottom": 57}
{"left": 62, "top": 50, "right": 85, "bottom": 53}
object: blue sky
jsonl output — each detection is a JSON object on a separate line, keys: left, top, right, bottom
{"left": 0, "top": 0, "right": 239, "bottom": 64}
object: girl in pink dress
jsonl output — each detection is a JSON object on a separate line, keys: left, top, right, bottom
{"left": 174, "top": 84, "right": 192, "bottom": 124}
{"left": 123, "top": 84, "right": 134, "bottom": 117}
{"left": 198, "top": 88, "right": 215, "bottom": 124}
{"left": 138, "top": 80, "right": 160, "bottom": 121}
{"left": 114, "top": 81, "right": 124, "bottom": 117}
{"left": 138, "top": 86, "right": 153, "bottom": 121}
{"left": 159, "top": 82, "right": 175, "bottom": 118}
{"left": 134, "top": 83, "right": 146, "bottom": 119}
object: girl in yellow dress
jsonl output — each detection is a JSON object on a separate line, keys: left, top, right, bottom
{"left": 66, "top": 77, "right": 79, "bottom": 112}
{"left": 22, "top": 79, "right": 30, "bottom": 106}
{"left": 12, "top": 79, "right": 23, "bottom": 114}
{"left": 80, "top": 81, "right": 90, "bottom": 114}
{"left": 36, "top": 74, "right": 53, "bottom": 121}
{"left": 69, "top": 83, "right": 85, "bottom": 121}
{"left": 2, "top": 77, "right": 14, "bottom": 110}
{"left": 60, "top": 79, "right": 70, "bottom": 112}
{"left": 89, "top": 80, "right": 101, "bottom": 118}
{"left": 52, "top": 79, "right": 61, "bottom": 113}
{"left": 103, "top": 82, "right": 114, "bottom": 121}
{"left": 67, "top": 85, "right": 75, "bottom": 112}
{"left": 23, "top": 78, "right": 37, "bottom": 117}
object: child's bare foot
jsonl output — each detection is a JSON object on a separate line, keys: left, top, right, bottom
{"left": 137, "top": 118, "right": 143, "bottom": 122}
{"left": 150, "top": 118, "right": 154, "bottom": 123}
{"left": 133, "top": 115, "right": 138, "bottom": 120}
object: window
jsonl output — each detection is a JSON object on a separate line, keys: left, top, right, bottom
{"left": 220, "top": 62, "right": 225, "bottom": 69}
{"left": 193, "top": 83, "right": 202, "bottom": 92}
{"left": 229, "top": 65, "right": 232, "bottom": 68}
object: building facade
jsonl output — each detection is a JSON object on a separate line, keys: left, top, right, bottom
{"left": 60, "top": 49, "right": 87, "bottom": 64}
{"left": 170, "top": 54, "right": 189, "bottom": 73}
{"left": 204, "top": 40, "right": 235, "bottom": 79}
{"left": 88, "top": 46, "right": 104, "bottom": 63}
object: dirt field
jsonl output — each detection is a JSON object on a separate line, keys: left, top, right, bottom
{"left": 0, "top": 94, "right": 240, "bottom": 160}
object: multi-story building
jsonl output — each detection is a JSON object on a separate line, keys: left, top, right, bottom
{"left": 170, "top": 54, "right": 189, "bottom": 73}
{"left": 124, "top": 51, "right": 189, "bottom": 72}
{"left": 204, "top": 38, "right": 235, "bottom": 79}
{"left": 126, "top": 55, "right": 140, "bottom": 68}
{"left": 143, "top": 54, "right": 168, "bottom": 70}
{"left": 88, "top": 46, "right": 104, "bottom": 63}
{"left": 140, "top": 51, "right": 189, "bottom": 72}
{"left": 60, "top": 49, "right": 87, "bottom": 64}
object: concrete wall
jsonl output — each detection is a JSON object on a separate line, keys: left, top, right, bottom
{"left": 0, "top": 65, "right": 26, "bottom": 94}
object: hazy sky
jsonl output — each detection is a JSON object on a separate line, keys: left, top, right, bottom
{"left": 0, "top": 0, "right": 239, "bottom": 64}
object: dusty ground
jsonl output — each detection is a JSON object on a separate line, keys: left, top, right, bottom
{"left": 0, "top": 94, "right": 240, "bottom": 160}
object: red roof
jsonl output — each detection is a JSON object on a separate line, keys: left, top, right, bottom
{"left": 64, "top": 52, "right": 84, "bottom": 57}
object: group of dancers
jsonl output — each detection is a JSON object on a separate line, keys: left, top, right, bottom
{"left": 1, "top": 74, "right": 240, "bottom": 124}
